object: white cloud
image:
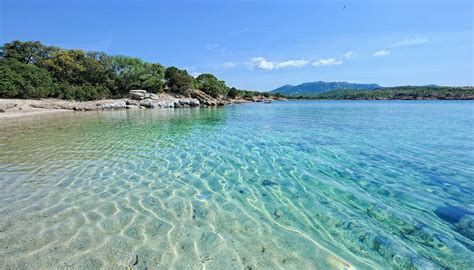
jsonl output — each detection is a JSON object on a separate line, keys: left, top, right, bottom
{"left": 393, "top": 37, "right": 428, "bottom": 47}
{"left": 312, "top": 58, "right": 343, "bottom": 66}
{"left": 251, "top": 57, "right": 275, "bottom": 70}
{"left": 344, "top": 51, "right": 353, "bottom": 59}
{"left": 251, "top": 57, "right": 309, "bottom": 70}
{"left": 373, "top": 49, "right": 390, "bottom": 57}
{"left": 277, "top": 59, "right": 309, "bottom": 68}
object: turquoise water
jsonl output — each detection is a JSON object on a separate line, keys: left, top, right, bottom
{"left": 0, "top": 101, "right": 473, "bottom": 269}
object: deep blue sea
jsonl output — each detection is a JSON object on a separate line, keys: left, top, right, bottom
{"left": 0, "top": 100, "right": 473, "bottom": 269}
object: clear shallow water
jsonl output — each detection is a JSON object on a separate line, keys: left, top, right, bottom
{"left": 0, "top": 101, "right": 473, "bottom": 270}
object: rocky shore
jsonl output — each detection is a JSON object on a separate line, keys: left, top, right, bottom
{"left": 0, "top": 90, "right": 285, "bottom": 119}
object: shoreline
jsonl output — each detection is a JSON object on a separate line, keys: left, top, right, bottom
{"left": 0, "top": 91, "right": 283, "bottom": 120}
{"left": 2, "top": 97, "right": 472, "bottom": 120}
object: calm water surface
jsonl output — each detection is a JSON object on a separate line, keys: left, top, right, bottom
{"left": 0, "top": 101, "right": 473, "bottom": 269}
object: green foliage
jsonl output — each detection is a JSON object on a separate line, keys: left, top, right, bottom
{"left": 196, "top": 73, "right": 229, "bottom": 98}
{"left": 227, "top": 87, "right": 238, "bottom": 99}
{"left": 164, "top": 66, "right": 194, "bottom": 94}
{"left": 111, "top": 56, "right": 165, "bottom": 96}
{"left": 0, "top": 40, "right": 58, "bottom": 64}
{"left": 57, "top": 83, "right": 110, "bottom": 101}
{"left": 223, "top": 87, "right": 262, "bottom": 99}
{"left": 0, "top": 40, "right": 243, "bottom": 101}
{"left": 40, "top": 49, "right": 114, "bottom": 87}
{"left": 0, "top": 59, "right": 57, "bottom": 98}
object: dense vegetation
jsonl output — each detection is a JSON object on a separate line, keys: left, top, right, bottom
{"left": 0, "top": 41, "right": 263, "bottom": 101}
{"left": 304, "top": 86, "right": 474, "bottom": 100}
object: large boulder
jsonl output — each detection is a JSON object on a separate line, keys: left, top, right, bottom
{"left": 161, "top": 101, "right": 175, "bottom": 108}
{"left": 189, "top": 99, "right": 200, "bottom": 107}
{"left": 139, "top": 99, "right": 156, "bottom": 108}
{"left": 149, "top": 93, "right": 159, "bottom": 100}
{"left": 0, "top": 101, "right": 17, "bottom": 112}
{"left": 189, "top": 90, "right": 217, "bottom": 106}
{"left": 129, "top": 90, "right": 147, "bottom": 100}
{"left": 97, "top": 100, "right": 127, "bottom": 110}
{"left": 180, "top": 99, "right": 190, "bottom": 105}
{"left": 174, "top": 101, "right": 184, "bottom": 108}
{"left": 125, "top": 99, "right": 140, "bottom": 106}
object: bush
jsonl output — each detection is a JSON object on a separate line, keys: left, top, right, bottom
{"left": 0, "top": 59, "right": 57, "bottom": 98}
{"left": 57, "top": 83, "right": 110, "bottom": 101}
{"left": 228, "top": 87, "right": 238, "bottom": 99}
{"left": 196, "top": 73, "right": 229, "bottom": 98}
{"left": 111, "top": 56, "right": 165, "bottom": 96}
{"left": 164, "top": 66, "right": 194, "bottom": 94}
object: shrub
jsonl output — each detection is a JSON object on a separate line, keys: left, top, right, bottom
{"left": 164, "top": 66, "right": 194, "bottom": 94}
{"left": 57, "top": 83, "right": 110, "bottom": 101}
{"left": 0, "top": 59, "right": 57, "bottom": 98}
{"left": 196, "top": 73, "right": 229, "bottom": 98}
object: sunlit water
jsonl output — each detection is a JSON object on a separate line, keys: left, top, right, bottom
{"left": 0, "top": 101, "right": 473, "bottom": 269}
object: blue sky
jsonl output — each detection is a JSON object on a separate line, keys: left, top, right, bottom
{"left": 1, "top": 0, "right": 472, "bottom": 91}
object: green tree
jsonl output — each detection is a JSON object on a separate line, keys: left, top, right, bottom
{"left": 57, "top": 83, "right": 110, "bottom": 101}
{"left": 228, "top": 87, "right": 239, "bottom": 99}
{"left": 196, "top": 73, "right": 229, "bottom": 98}
{"left": 111, "top": 56, "right": 165, "bottom": 96}
{"left": 0, "top": 59, "right": 57, "bottom": 98}
{"left": 164, "top": 66, "right": 194, "bottom": 94}
{"left": 0, "top": 40, "right": 58, "bottom": 65}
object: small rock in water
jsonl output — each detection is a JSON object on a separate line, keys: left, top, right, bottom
{"left": 274, "top": 210, "right": 283, "bottom": 218}
{"left": 261, "top": 180, "right": 278, "bottom": 187}
{"left": 239, "top": 189, "right": 245, "bottom": 194}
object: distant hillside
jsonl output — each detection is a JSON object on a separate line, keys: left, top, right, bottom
{"left": 310, "top": 86, "right": 474, "bottom": 100}
{"left": 271, "top": 81, "right": 381, "bottom": 96}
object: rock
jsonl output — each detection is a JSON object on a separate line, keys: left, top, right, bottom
{"left": 274, "top": 210, "right": 283, "bottom": 218}
{"left": 204, "top": 100, "right": 217, "bottom": 106}
{"left": 129, "top": 90, "right": 147, "bottom": 100}
{"left": 189, "top": 99, "right": 200, "bottom": 106}
{"left": 126, "top": 105, "right": 139, "bottom": 109}
{"left": 156, "top": 101, "right": 175, "bottom": 108}
{"left": 30, "top": 102, "right": 58, "bottom": 110}
{"left": 190, "top": 90, "right": 217, "bottom": 106}
{"left": 70, "top": 103, "right": 97, "bottom": 111}
{"left": 139, "top": 100, "right": 156, "bottom": 108}
{"left": 126, "top": 99, "right": 140, "bottom": 106}
{"left": 97, "top": 100, "right": 127, "bottom": 110}
{"left": 174, "top": 101, "right": 184, "bottom": 108}
{"left": 178, "top": 99, "right": 190, "bottom": 106}
{"left": 0, "top": 101, "right": 17, "bottom": 112}
{"left": 149, "top": 94, "right": 159, "bottom": 100}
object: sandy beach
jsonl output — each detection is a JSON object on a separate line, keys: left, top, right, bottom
{"left": 0, "top": 99, "right": 74, "bottom": 119}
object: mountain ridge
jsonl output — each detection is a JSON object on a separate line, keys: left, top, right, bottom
{"left": 271, "top": 81, "right": 381, "bottom": 96}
